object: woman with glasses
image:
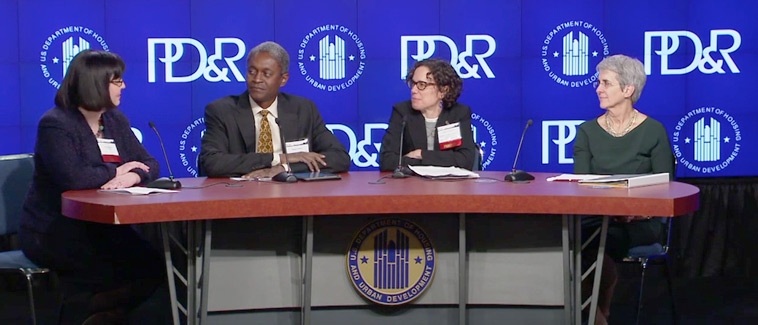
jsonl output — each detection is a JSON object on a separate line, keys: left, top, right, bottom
{"left": 574, "top": 54, "right": 674, "bottom": 324}
{"left": 19, "top": 50, "right": 166, "bottom": 324}
{"left": 379, "top": 58, "right": 475, "bottom": 172}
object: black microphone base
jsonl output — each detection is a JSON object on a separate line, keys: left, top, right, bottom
{"left": 504, "top": 170, "right": 535, "bottom": 182}
{"left": 392, "top": 166, "right": 413, "bottom": 178}
{"left": 146, "top": 178, "right": 182, "bottom": 189}
{"left": 273, "top": 171, "right": 298, "bottom": 183}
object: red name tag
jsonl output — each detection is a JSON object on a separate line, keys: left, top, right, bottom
{"left": 440, "top": 138, "right": 462, "bottom": 150}
{"left": 102, "top": 154, "right": 121, "bottom": 163}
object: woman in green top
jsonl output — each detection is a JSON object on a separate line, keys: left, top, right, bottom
{"left": 574, "top": 54, "right": 674, "bottom": 324}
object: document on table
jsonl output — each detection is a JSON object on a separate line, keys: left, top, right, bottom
{"left": 408, "top": 165, "right": 480, "bottom": 179}
{"left": 577, "top": 173, "right": 670, "bottom": 188}
{"left": 99, "top": 187, "right": 179, "bottom": 195}
{"left": 546, "top": 174, "right": 605, "bottom": 182}
{"left": 548, "top": 173, "right": 670, "bottom": 188}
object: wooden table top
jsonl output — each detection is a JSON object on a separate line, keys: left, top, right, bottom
{"left": 61, "top": 172, "right": 700, "bottom": 225}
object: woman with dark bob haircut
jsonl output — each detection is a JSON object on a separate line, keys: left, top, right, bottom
{"left": 19, "top": 50, "right": 166, "bottom": 324}
{"left": 379, "top": 58, "right": 476, "bottom": 171}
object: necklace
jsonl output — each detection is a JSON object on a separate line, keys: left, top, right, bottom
{"left": 605, "top": 109, "right": 637, "bottom": 137}
{"left": 95, "top": 116, "right": 104, "bottom": 138}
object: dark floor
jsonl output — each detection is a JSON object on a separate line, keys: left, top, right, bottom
{"left": 0, "top": 271, "right": 60, "bottom": 325}
{"left": 0, "top": 271, "right": 170, "bottom": 325}
{"left": 2, "top": 263, "right": 757, "bottom": 324}
{"left": 607, "top": 263, "right": 758, "bottom": 325}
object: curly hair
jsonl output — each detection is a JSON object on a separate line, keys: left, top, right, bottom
{"left": 405, "top": 59, "right": 463, "bottom": 108}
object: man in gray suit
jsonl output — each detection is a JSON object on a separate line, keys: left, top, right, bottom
{"left": 199, "top": 41, "right": 350, "bottom": 178}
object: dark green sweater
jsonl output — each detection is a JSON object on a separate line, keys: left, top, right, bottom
{"left": 574, "top": 116, "right": 674, "bottom": 258}
{"left": 573, "top": 117, "right": 674, "bottom": 177}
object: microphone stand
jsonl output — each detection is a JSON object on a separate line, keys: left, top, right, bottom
{"left": 392, "top": 118, "right": 411, "bottom": 178}
{"left": 146, "top": 122, "right": 182, "bottom": 189}
{"left": 272, "top": 118, "right": 297, "bottom": 183}
{"left": 504, "top": 119, "right": 535, "bottom": 182}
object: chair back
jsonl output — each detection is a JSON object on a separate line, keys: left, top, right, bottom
{"left": 0, "top": 154, "right": 34, "bottom": 236}
{"left": 473, "top": 142, "right": 483, "bottom": 171}
{"left": 624, "top": 153, "right": 678, "bottom": 260}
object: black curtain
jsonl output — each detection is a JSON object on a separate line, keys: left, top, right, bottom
{"left": 672, "top": 177, "right": 758, "bottom": 278}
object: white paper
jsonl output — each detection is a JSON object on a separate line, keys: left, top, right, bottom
{"left": 408, "top": 165, "right": 479, "bottom": 178}
{"left": 99, "top": 187, "right": 179, "bottom": 195}
{"left": 546, "top": 174, "right": 605, "bottom": 182}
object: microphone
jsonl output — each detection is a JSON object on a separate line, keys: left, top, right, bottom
{"left": 504, "top": 119, "right": 535, "bottom": 182}
{"left": 146, "top": 122, "right": 182, "bottom": 189}
{"left": 272, "top": 117, "right": 297, "bottom": 183}
{"left": 392, "top": 117, "right": 412, "bottom": 178}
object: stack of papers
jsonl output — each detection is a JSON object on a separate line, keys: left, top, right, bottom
{"left": 548, "top": 173, "right": 670, "bottom": 188}
{"left": 408, "top": 165, "right": 480, "bottom": 179}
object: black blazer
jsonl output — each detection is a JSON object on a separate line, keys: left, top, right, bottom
{"left": 379, "top": 100, "right": 476, "bottom": 171}
{"left": 21, "top": 107, "right": 160, "bottom": 233}
{"left": 199, "top": 91, "right": 350, "bottom": 177}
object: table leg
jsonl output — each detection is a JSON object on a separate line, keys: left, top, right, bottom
{"left": 161, "top": 221, "right": 211, "bottom": 325}
{"left": 187, "top": 221, "right": 198, "bottom": 325}
{"left": 562, "top": 215, "right": 572, "bottom": 325}
{"left": 160, "top": 223, "right": 179, "bottom": 325}
{"left": 574, "top": 216, "right": 583, "bottom": 325}
{"left": 587, "top": 216, "right": 609, "bottom": 325}
{"left": 459, "top": 213, "right": 468, "bottom": 325}
{"left": 302, "top": 216, "right": 314, "bottom": 325}
{"left": 199, "top": 220, "right": 212, "bottom": 323}
{"left": 566, "top": 215, "right": 609, "bottom": 325}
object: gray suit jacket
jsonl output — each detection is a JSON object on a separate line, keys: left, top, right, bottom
{"left": 199, "top": 91, "right": 350, "bottom": 177}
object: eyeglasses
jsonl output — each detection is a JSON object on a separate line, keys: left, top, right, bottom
{"left": 407, "top": 80, "right": 437, "bottom": 91}
{"left": 592, "top": 80, "right": 616, "bottom": 89}
{"left": 110, "top": 79, "right": 124, "bottom": 87}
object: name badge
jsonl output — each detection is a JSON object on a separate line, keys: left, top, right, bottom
{"left": 97, "top": 138, "right": 121, "bottom": 163}
{"left": 286, "top": 138, "right": 309, "bottom": 153}
{"left": 437, "top": 122, "right": 463, "bottom": 150}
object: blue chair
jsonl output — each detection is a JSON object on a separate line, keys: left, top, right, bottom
{"left": 622, "top": 217, "right": 676, "bottom": 325}
{"left": 473, "top": 141, "right": 484, "bottom": 171}
{"left": 0, "top": 153, "right": 50, "bottom": 325}
{"left": 623, "top": 160, "right": 679, "bottom": 325}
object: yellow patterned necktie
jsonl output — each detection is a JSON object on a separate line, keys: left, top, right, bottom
{"left": 257, "top": 109, "right": 274, "bottom": 153}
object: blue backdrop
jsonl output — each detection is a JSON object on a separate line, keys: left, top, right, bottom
{"left": 1, "top": 0, "right": 755, "bottom": 178}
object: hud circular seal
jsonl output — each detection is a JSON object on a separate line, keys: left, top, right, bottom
{"left": 40, "top": 26, "right": 110, "bottom": 89}
{"left": 178, "top": 117, "right": 205, "bottom": 177}
{"left": 541, "top": 20, "right": 609, "bottom": 88}
{"left": 297, "top": 24, "right": 366, "bottom": 92}
{"left": 346, "top": 218, "right": 436, "bottom": 305}
{"left": 672, "top": 106, "right": 742, "bottom": 174}
{"left": 471, "top": 112, "right": 498, "bottom": 170}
